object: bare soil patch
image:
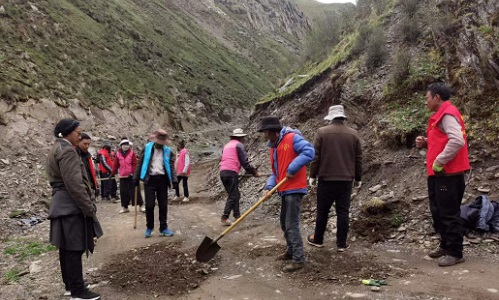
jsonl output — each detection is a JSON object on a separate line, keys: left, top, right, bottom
{"left": 98, "top": 241, "right": 219, "bottom": 296}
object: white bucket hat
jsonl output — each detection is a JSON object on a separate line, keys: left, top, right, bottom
{"left": 119, "top": 139, "right": 130, "bottom": 146}
{"left": 230, "top": 128, "right": 247, "bottom": 137}
{"left": 324, "top": 105, "right": 347, "bottom": 121}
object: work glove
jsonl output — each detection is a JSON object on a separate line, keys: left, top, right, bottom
{"left": 432, "top": 162, "right": 444, "bottom": 175}
{"left": 354, "top": 181, "right": 362, "bottom": 189}
{"left": 308, "top": 177, "right": 317, "bottom": 186}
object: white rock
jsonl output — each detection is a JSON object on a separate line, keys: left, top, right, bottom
{"left": 477, "top": 186, "right": 490, "bottom": 193}
{"left": 29, "top": 260, "right": 42, "bottom": 274}
{"left": 0, "top": 158, "right": 9, "bottom": 165}
{"left": 371, "top": 286, "right": 381, "bottom": 292}
{"left": 487, "top": 288, "right": 498, "bottom": 293}
{"left": 0, "top": 6, "right": 5, "bottom": 14}
{"left": 107, "top": 135, "right": 117, "bottom": 140}
{"left": 345, "top": 292, "right": 367, "bottom": 298}
{"left": 368, "top": 185, "right": 382, "bottom": 193}
{"left": 30, "top": 3, "right": 39, "bottom": 12}
{"left": 224, "top": 274, "right": 242, "bottom": 280}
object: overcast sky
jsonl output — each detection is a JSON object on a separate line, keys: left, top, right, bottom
{"left": 316, "top": 0, "right": 357, "bottom": 3}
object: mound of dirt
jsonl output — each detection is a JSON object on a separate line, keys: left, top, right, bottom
{"left": 99, "top": 241, "right": 219, "bottom": 296}
{"left": 248, "top": 243, "right": 406, "bottom": 286}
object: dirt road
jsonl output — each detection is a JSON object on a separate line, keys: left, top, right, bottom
{"left": 83, "top": 159, "right": 498, "bottom": 300}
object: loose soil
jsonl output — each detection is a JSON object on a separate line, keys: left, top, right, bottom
{"left": 2, "top": 158, "right": 499, "bottom": 300}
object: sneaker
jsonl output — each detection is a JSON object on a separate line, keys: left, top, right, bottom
{"left": 182, "top": 197, "right": 190, "bottom": 202}
{"left": 337, "top": 245, "right": 350, "bottom": 252}
{"left": 428, "top": 247, "right": 448, "bottom": 259}
{"left": 119, "top": 207, "right": 129, "bottom": 214}
{"left": 140, "top": 206, "right": 146, "bottom": 213}
{"left": 65, "top": 283, "right": 92, "bottom": 296}
{"left": 277, "top": 252, "right": 293, "bottom": 261}
{"left": 438, "top": 255, "right": 465, "bottom": 267}
{"left": 159, "top": 228, "right": 174, "bottom": 237}
{"left": 282, "top": 262, "right": 304, "bottom": 273}
{"left": 70, "top": 289, "right": 100, "bottom": 300}
{"left": 145, "top": 228, "right": 153, "bottom": 238}
{"left": 172, "top": 196, "right": 181, "bottom": 202}
{"left": 112, "top": 198, "right": 120, "bottom": 203}
{"left": 307, "top": 234, "right": 324, "bottom": 248}
{"left": 221, "top": 218, "right": 232, "bottom": 226}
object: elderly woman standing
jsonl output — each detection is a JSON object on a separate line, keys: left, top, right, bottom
{"left": 47, "top": 118, "right": 102, "bottom": 300}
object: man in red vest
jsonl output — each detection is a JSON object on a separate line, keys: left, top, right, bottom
{"left": 416, "top": 83, "right": 470, "bottom": 267}
{"left": 98, "top": 143, "right": 114, "bottom": 201}
{"left": 76, "top": 133, "right": 99, "bottom": 199}
{"left": 259, "top": 116, "right": 315, "bottom": 272}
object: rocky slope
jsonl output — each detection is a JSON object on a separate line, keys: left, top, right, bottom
{"left": 0, "top": 0, "right": 309, "bottom": 133}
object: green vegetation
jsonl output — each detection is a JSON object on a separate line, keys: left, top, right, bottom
{"left": 381, "top": 95, "right": 431, "bottom": 145}
{"left": 0, "top": 0, "right": 301, "bottom": 109}
{"left": 391, "top": 212, "right": 406, "bottom": 227}
{"left": 257, "top": 34, "right": 354, "bottom": 105}
{"left": 4, "top": 239, "right": 57, "bottom": 261}
{"left": 3, "top": 269, "right": 21, "bottom": 283}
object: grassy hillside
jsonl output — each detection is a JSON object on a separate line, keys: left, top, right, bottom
{"left": 0, "top": 0, "right": 303, "bottom": 111}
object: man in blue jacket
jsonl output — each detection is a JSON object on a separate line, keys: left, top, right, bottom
{"left": 133, "top": 129, "right": 178, "bottom": 238}
{"left": 260, "top": 116, "right": 315, "bottom": 272}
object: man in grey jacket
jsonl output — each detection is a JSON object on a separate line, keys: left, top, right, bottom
{"left": 47, "top": 118, "right": 102, "bottom": 300}
{"left": 307, "top": 105, "right": 362, "bottom": 252}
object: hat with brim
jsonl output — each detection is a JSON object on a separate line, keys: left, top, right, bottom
{"left": 150, "top": 129, "right": 169, "bottom": 145}
{"left": 119, "top": 139, "right": 130, "bottom": 146}
{"left": 324, "top": 105, "right": 347, "bottom": 121}
{"left": 230, "top": 128, "right": 247, "bottom": 137}
{"left": 258, "top": 116, "right": 282, "bottom": 132}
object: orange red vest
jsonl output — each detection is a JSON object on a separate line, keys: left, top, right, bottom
{"left": 270, "top": 133, "right": 307, "bottom": 192}
{"left": 426, "top": 101, "right": 470, "bottom": 176}
{"left": 98, "top": 149, "right": 112, "bottom": 173}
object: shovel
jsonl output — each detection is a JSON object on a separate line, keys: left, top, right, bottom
{"left": 196, "top": 177, "right": 287, "bottom": 262}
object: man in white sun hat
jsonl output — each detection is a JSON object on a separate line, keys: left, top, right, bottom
{"left": 308, "top": 105, "right": 362, "bottom": 252}
{"left": 219, "top": 128, "right": 259, "bottom": 226}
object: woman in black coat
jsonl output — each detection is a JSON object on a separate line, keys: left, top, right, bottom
{"left": 46, "top": 119, "right": 102, "bottom": 300}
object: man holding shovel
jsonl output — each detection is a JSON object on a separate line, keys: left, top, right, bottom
{"left": 259, "top": 116, "right": 315, "bottom": 272}
{"left": 415, "top": 83, "right": 470, "bottom": 267}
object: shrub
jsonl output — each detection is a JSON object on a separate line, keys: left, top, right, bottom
{"left": 399, "top": 16, "right": 421, "bottom": 43}
{"left": 351, "top": 22, "right": 371, "bottom": 56}
{"left": 399, "top": 0, "right": 420, "bottom": 18}
{"left": 392, "top": 49, "right": 412, "bottom": 85}
{"left": 365, "top": 27, "right": 388, "bottom": 70}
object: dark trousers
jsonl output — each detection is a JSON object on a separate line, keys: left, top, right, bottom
{"left": 144, "top": 175, "right": 169, "bottom": 231}
{"left": 100, "top": 172, "right": 111, "bottom": 199}
{"left": 59, "top": 248, "right": 85, "bottom": 294}
{"left": 221, "top": 175, "right": 240, "bottom": 219}
{"left": 281, "top": 193, "right": 304, "bottom": 263}
{"left": 120, "top": 177, "right": 143, "bottom": 208}
{"left": 175, "top": 176, "right": 189, "bottom": 198}
{"left": 428, "top": 174, "right": 465, "bottom": 258}
{"left": 111, "top": 178, "right": 117, "bottom": 198}
{"left": 314, "top": 180, "right": 352, "bottom": 247}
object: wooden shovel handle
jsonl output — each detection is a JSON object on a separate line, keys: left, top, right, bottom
{"left": 216, "top": 177, "right": 287, "bottom": 241}
{"left": 133, "top": 186, "right": 138, "bottom": 229}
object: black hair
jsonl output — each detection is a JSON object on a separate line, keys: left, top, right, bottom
{"left": 427, "top": 83, "right": 452, "bottom": 101}
{"left": 178, "top": 140, "right": 185, "bottom": 148}
{"left": 80, "top": 133, "right": 91, "bottom": 140}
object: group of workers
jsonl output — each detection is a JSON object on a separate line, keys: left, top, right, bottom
{"left": 46, "top": 82, "right": 470, "bottom": 299}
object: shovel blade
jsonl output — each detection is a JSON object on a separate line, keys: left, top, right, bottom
{"left": 196, "top": 236, "right": 221, "bottom": 262}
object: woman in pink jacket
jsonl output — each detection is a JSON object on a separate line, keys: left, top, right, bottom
{"left": 175, "top": 141, "right": 191, "bottom": 202}
{"left": 112, "top": 139, "right": 144, "bottom": 213}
